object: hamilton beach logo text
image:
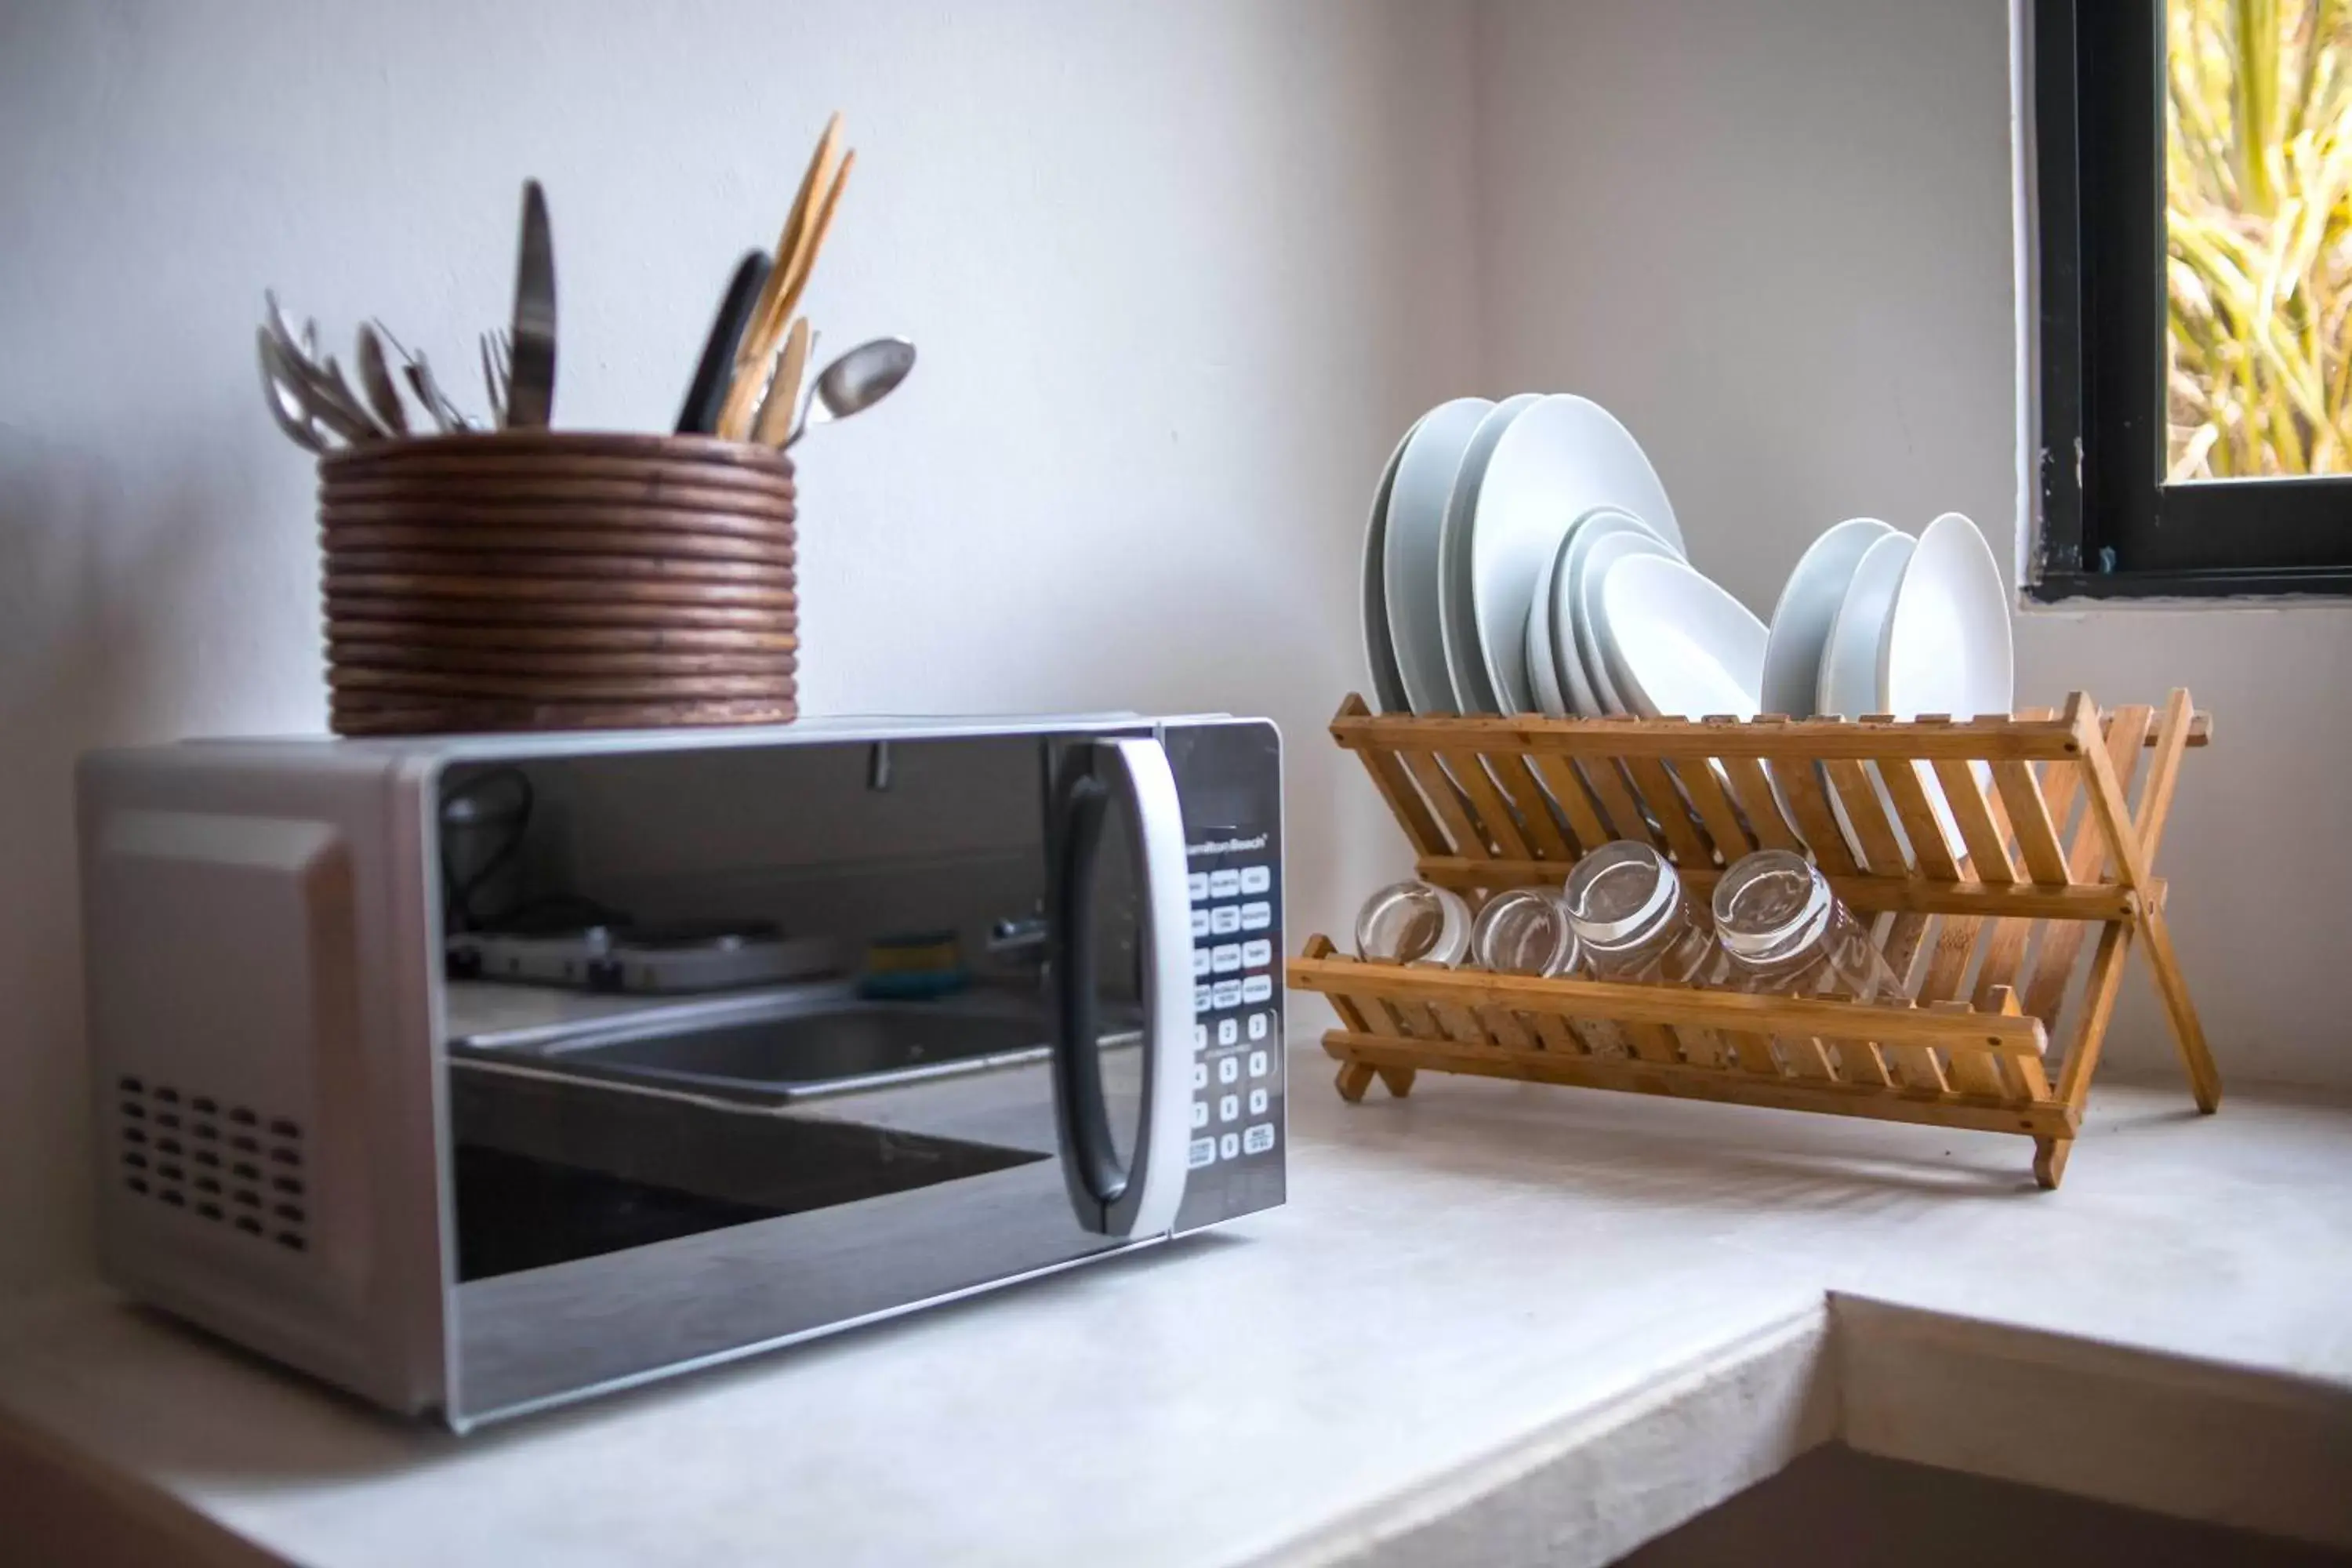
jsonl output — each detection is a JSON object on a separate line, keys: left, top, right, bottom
{"left": 1187, "top": 833, "right": 1268, "bottom": 858}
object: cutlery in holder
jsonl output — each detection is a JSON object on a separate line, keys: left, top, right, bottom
{"left": 1286, "top": 692, "right": 2218, "bottom": 1187}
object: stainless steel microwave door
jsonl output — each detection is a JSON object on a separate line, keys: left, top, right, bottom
{"left": 437, "top": 734, "right": 1164, "bottom": 1426}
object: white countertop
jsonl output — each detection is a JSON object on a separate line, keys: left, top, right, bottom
{"left": 5, "top": 1049, "right": 2350, "bottom": 1566}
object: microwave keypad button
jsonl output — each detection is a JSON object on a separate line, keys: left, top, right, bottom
{"left": 1239, "top": 901, "right": 1272, "bottom": 931}
{"left": 1248, "top": 1012, "right": 1272, "bottom": 1042}
{"left": 1219, "top": 1132, "right": 1241, "bottom": 1161}
{"left": 1249, "top": 1087, "right": 1269, "bottom": 1116}
{"left": 1194, "top": 985, "right": 1213, "bottom": 1015}
{"left": 1192, "top": 948, "right": 1211, "bottom": 978}
{"left": 1188, "top": 873, "right": 1209, "bottom": 900}
{"left": 1211, "top": 943, "right": 1242, "bottom": 975}
{"left": 1240, "top": 975, "right": 1273, "bottom": 1004}
{"left": 1240, "top": 865, "right": 1272, "bottom": 895}
{"left": 1240, "top": 938, "right": 1272, "bottom": 969}
{"left": 1244, "top": 1123, "right": 1276, "bottom": 1156}
{"left": 1191, "top": 1102, "right": 1209, "bottom": 1130}
{"left": 1189, "top": 1137, "right": 1218, "bottom": 1169}
{"left": 1219, "top": 1094, "right": 1240, "bottom": 1123}
{"left": 1248, "top": 1048, "right": 1270, "bottom": 1078}
{"left": 1217, "top": 1018, "right": 1239, "bottom": 1047}
{"left": 1207, "top": 869, "right": 1242, "bottom": 898}
{"left": 1193, "top": 1023, "right": 1207, "bottom": 1050}
{"left": 1191, "top": 1061, "right": 1208, "bottom": 1089}
{"left": 1218, "top": 1056, "right": 1240, "bottom": 1084}
{"left": 1210, "top": 906, "right": 1242, "bottom": 936}
{"left": 1190, "top": 908, "right": 1210, "bottom": 939}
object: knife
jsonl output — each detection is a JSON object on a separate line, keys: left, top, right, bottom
{"left": 505, "top": 179, "right": 557, "bottom": 428}
{"left": 677, "top": 250, "right": 772, "bottom": 434}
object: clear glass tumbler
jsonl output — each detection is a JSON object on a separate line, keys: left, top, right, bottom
{"left": 1355, "top": 880, "right": 1472, "bottom": 967}
{"left": 1561, "top": 841, "right": 1720, "bottom": 984}
{"left": 1470, "top": 887, "right": 1582, "bottom": 977}
{"left": 1710, "top": 849, "right": 1906, "bottom": 1002}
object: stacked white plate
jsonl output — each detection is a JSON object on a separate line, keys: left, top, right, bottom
{"left": 1754, "top": 510, "right": 2013, "bottom": 864}
{"left": 1755, "top": 510, "right": 2013, "bottom": 725}
{"left": 1363, "top": 393, "right": 1741, "bottom": 720}
{"left": 1358, "top": 401, "right": 2011, "bottom": 754}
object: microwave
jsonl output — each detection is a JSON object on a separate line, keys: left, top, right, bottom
{"left": 78, "top": 713, "right": 1283, "bottom": 1429}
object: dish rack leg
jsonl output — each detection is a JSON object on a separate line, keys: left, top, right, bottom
{"left": 1376, "top": 1066, "right": 1417, "bottom": 1098}
{"left": 1335, "top": 1062, "right": 1378, "bottom": 1103}
{"left": 2140, "top": 904, "right": 2223, "bottom": 1114}
{"left": 2033, "top": 1136, "right": 2073, "bottom": 1190}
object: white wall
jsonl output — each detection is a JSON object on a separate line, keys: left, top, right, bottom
{"left": 0, "top": 0, "right": 1480, "bottom": 1295}
{"left": 1474, "top": 0, "right": 2352, "bottom": 1090}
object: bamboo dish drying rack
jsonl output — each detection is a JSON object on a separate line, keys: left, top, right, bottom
{"left": 1285, "top": 691, "right": 2218, "bottom": 1187}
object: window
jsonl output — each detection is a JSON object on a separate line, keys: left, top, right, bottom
{"left": 2032, "top": 0, "right": 2352, "bottom": 597}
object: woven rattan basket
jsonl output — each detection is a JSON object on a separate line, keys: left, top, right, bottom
{"left": 318, "top": 431, "right": 797, "bottom": 735}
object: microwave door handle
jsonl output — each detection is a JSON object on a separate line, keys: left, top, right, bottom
{"left": 1047, "top": 737, "right": 1193, "bottom": 1239}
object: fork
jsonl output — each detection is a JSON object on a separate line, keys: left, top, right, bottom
{"left": 480, "top": 329, "right": 514, "bottom": 429}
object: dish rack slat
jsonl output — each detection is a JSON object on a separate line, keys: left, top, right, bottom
{"left": 1284, "top": 691, "right": 2219, "bottom": 1188}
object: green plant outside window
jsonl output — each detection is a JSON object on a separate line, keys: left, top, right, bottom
{"left": 2168, "top": 0, "right": 2352, "bottom": 479}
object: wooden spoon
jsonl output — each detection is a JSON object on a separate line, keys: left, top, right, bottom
{"left": 718, "top": 117, "right": 852, "bottom": 438}
{"left": 753, "top": 318, "right": 814, "bottom": 446}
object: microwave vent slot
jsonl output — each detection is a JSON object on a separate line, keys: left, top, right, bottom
{"left": 115, "top": 1076, "right": 307, "bottom": 1253}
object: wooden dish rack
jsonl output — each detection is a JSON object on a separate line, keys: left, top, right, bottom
{"left": 1284, "top": 692, "right": 2218, "bottom": 1188}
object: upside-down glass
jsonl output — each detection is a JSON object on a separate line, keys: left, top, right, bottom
{"left": 1710, "top": 849, "right": 1906, "bottom": 1002}
{"left": 1560, "top": 841, "right": 1719, "bottom": 984}
{"left": 1470, "top": 887, "right": 1582, "bottom": 977}
{"left": 1354, "top": 880, "right": 1472, "bottom": 967}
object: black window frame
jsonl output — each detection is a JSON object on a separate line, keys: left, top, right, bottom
{"left": 2031, "top": 0, "right": 2352, "bottom": 600}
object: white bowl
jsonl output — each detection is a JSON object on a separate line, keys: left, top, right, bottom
{"left": 1595, "top": 554, "right": 1766, "bottom": 720}
{"left": 1566, "top": 518, "right": 1677, "bottom": 715}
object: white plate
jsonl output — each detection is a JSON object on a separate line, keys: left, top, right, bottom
{"left": 1565, "top": 517, "right": 1676, "bottom": 715}
{"left": 1759, "top": 517, "right": 1896, "bottom": 720}
{"left": 1817, "top": 532, "right": 1916, "bottom": 720}
{"left": 1595, "top": 554, "right": 1766, "bottom": 720}
{"left": 1359, "top": 416, "right": 1421, "bottom": 713}
{"left": 1881, "top": 511, "right": 2013, "bottom": 721}
{"left": 1468, "top": 395, "right": 1681, "bottom": 714}
{"left": 1808, "top": 531, "right": 1926, "bottom": 867}
{"left": 1381, "top": 397, "right": 1494, "bottom": 713}
{"left": 1436, "top": 394, "right": 1543, "bottom": 713}
{"left": 1523, "top": 507, "right": 1615, "bottom": 717}
{"left": 1524, "top": 532, "right": 1574, "bottom": 718}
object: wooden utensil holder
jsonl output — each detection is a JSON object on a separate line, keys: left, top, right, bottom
{"left": 1285, "top": 692, "right": 2218, "bottom": 1187}
{"left": 318, "top": 431, "right": 797, "bottom": 735}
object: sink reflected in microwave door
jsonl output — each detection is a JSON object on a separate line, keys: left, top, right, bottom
{"left": 447, "top": 1000, "right": 1149, "bottom": 1423}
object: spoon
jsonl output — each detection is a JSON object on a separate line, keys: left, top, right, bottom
{"left": 256, "top": 328, "right": 328, "bottom": 452}
{"left": 258, "top": 328, "right": 376, "bottom": 446}
{"left": 354, "top": 324, "right": 409, "bottom": 436}
{"left": 785, "top": 336, "right": 915, "bottom": 448}
{"left": 260, "top": 292, "right": 384, "bottom": 439}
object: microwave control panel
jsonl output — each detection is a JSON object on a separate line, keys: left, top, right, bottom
{"left": 1160, "top": 718, "right": 1285, "bottom": 1232}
